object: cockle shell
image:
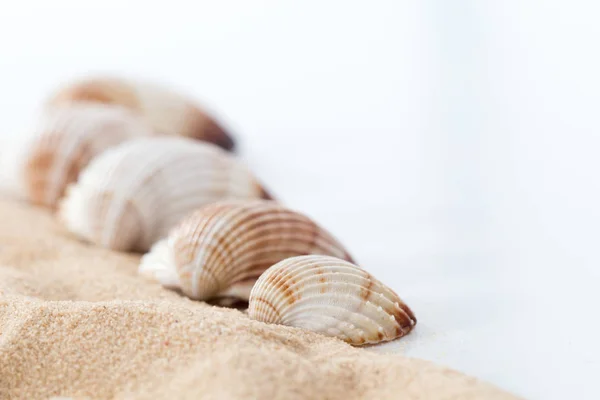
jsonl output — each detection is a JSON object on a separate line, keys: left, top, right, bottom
{"left": 248, "top": 255, "right": 416, "bottom": 346}
{"left": 58, "top": 137, "right": 269, "bottom": 252}
{"left": 3, "top": 103, "right": 152, "bottom": 209}
{"left": 47, "top": 77, "right": 235, "bottom": 151}
{"left": 139, "top": 200, "right": 353, "bottom": 302}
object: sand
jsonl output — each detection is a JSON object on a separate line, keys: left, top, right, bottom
{"left": 0, "top": 199, "right": 519, "bottom": 400}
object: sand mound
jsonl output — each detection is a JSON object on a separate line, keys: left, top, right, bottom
{"left": 0, "top": 199, "right": 518, "bottom": 399}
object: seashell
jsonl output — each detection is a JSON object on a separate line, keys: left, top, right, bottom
{"left": 47, "top": 77, "right": 235, "bottom": 151}
{"left": 3, "top": 103, "right": 153, "bottom": 209}
{"left": 58, "top": 137, "right": 269, "bottom": 252}
{"left": 248, "top": 255, "right": 416, "bottom": 346}
{"left": 139, "top": 200, "right": 353, "bottom": 302}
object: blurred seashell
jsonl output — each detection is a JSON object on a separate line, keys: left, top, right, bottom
{"left": 3, "top": 103, "right": 152, "bottom": 209}
{"left": 139, "top": 200, "right": 353, "bottom": 301}
{"left": 47, "top": 77, "right": 235, "bottom": 151}
{"left": 58, "top": 137, "right": 268, "bottom": 252}
{"left": 248, "top": 255, "right": 416, "bottom": 346}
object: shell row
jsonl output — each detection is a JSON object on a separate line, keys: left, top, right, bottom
{"left": 47, "top": 77, "right": 235, "bottom": 151}
{"left": 59, "top": 137, "right": 269, "bottom": 252}
{"left": 139, "top": 200, "right": 353, "bottom": 301}
{"left": 248, "top": 255, "right": 416, "bottom": 346}
{"left": 11, "top": 75, "right": 419, "bottom": 347}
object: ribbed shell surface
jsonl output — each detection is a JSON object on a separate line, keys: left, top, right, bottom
{"left": 58, "top": 137, "right": 266, "bottom": 252}
{"left": 248, "top": 255, "right": 416, "bottom": 346}
{"left": 47, "top": 77, "right": 235, "bottom": 150}
{"left": 142, "top": 200, "right": 353, "bottom": 301}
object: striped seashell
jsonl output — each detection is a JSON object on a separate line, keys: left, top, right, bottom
{"left": 248, "top": 255, "right": 416, "bottom": 346}
{"left": 2, "top": 103, "right": 152, "bottom": 209}
{"left": 47, "top": 76, "right": 235, "bottom": 151}
{"left": 139, "top": 200, "right": 352, "bottom": 302}
{"left": 58, "top": 137, "right": 269, "bottom": 252}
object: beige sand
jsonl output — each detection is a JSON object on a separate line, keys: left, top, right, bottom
{"left": 0, "top": 199, "right": 519, "bottom": 400}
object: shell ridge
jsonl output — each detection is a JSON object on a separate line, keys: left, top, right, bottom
{"left": 276, "top": 299, "right": 398, "bottom": 343}
{"left": 224, "top": 219, "right": 320, "bottom": 255}
{"left": 188, "top": 206, "right": 246, "bottom": 292}
{"left": 194, "top": 204, "right": 282, "bottom": 291}
{"left": 284, "top": 312, "right": 369, "bottom": 344}
{"left": 248, "top": 255, "right": 416, "bottom": 345}
{"left": 181, "top": 206, "right": 244, "bottom": 298}
{"left": 219, "top": 217, "right": 317, "bottom": 281}
{"left": 278, "top": 267, "right": 401, "bottom": 310}
{"left": 250, "top": 297, "right": 284, "bottom": 324}
{"left": 277, "top": 282, "right": 400, "bottom": 323}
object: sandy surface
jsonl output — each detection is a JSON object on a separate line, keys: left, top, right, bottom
{"left": 0, "top": 199, "right": 518, "bottom": 400}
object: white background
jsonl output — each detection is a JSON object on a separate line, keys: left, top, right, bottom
{"left": 1, "top": 1, "right": 599, "bottom": 399}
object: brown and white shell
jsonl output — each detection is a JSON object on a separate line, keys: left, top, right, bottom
{"left": 47, "top": 77, "right": 235, "bottom": 151}
{"left": 139, "top": 200, "right": 353, "bottom": 302}
{"left": 248, "top": 255, "right": 416, "bottom": 346}
{"left": 3, "top": 103, "right": 153, "bottom": 209}
{"left": 58, "top": 137, "right": 269, "bottom": 252}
